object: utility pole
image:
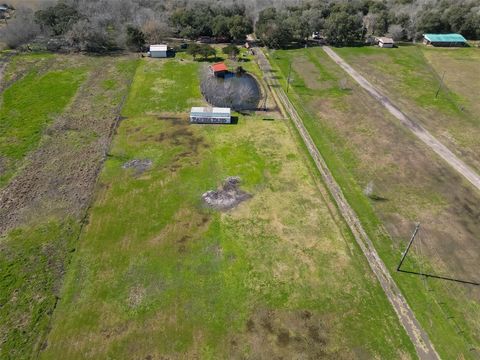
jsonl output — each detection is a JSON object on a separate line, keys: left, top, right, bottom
{"left": 435, "top": 71, "right": 446, "bottom": 99}
{"left": 286, "top": 61, "right": 292, "bottom": 94}
{"left": 397, "top": 223, "right": 420, "bottom": 271}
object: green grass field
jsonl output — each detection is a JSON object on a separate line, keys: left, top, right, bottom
{"left": 0, "top": 55, "right": 139, "bottom": 360}
{"left": 39, "top": 54, "right": 417, "bottom": 359}
{"left": 268, "top": 46, "right": 480, "bottom": 359}
{"left": 334, "top": 45, "right": 480, "bottom": 172}
{"left": 0, "top": 54, "right": 87, "bottom": 187}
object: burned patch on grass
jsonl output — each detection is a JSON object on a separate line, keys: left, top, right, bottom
{"left": 122, "top": 159, "right": 153, "bottom": 175}
{"left": 202, "top": 176, "right": 252, "bottom": 211}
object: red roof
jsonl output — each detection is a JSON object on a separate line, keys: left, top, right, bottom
{"left": 211, "top": 63, "right": 228, "bottom": 72}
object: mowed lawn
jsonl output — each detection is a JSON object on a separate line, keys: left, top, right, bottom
{"left": 334, "top": 45, "right": 480, "bottom": 173}
{"left": 268, "top": 47, "right": 480, "bottom": 359}
{"left": 0, "top": 54, "right": 87, "bottom": 187}
{"left": 40, "top": 55, "right": 415, "bottom": 359}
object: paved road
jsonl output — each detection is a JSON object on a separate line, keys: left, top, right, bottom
{"left": 255, "top": 48, "right": 440, "bottom": 360}
{"left": 323, "top": 46, "right": 480, "bottom": 193}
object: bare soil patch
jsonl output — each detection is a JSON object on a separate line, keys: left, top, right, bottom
{"left": 122, "top": 159, "right": 153, "bottom": 175}
{"left": 202, "top": 176, "right": 251, "bottom": 210}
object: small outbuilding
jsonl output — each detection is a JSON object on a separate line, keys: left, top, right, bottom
{"left": 210, "top": 63, "right": 229, "bottom": 77}
{"left": 376, "top": 37, "right": 395, "bottom": 48}
{"left": 149, "top": 44, "right": 168, "bottom": 58}
{"left": 190, "top": 107, "right": 231, "bottom": 124}
{"left": 423, "top": 34, "right": 467, "bottom": 47}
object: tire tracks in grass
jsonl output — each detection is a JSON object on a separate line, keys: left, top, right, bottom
{"left": 323, "top": 46, "right": 480, "bottom": 194}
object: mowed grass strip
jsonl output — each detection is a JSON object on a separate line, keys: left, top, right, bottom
{"left": 41, "top": 56, "right": 415, "bottom": 359}
{"left": 268, "top": 47, "right": 480, "bottom": 359}
{"left": 0, "top": 55, "right": 87, "bottom": 187}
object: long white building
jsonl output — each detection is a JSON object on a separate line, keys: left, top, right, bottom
{"left": 190, "top": 107, "right": 231, "bottom": 124}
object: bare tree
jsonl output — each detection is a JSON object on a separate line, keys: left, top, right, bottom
{"left": 388, "top": 24, "right": 405, "bottom": 41}
{"left": 0, "top": 7, "right": 40, "bottom": 49}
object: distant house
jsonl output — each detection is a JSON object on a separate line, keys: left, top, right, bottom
{"left": 423, "top": 34, "right": 467, "bottom": 47}
{"left": 376, "top": 37, "right": 395, "bottom": 48}
{"left": 190, "top": 107, "right": 231, "bottom": 124}
{"left": 149, "top": 44, "right": 168, "bottom": 58}
{"left": 210, "top": 62, "right": 229, "bottom": 77}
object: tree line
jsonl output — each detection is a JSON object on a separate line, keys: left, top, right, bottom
{"left": 256, "top": 0, "right": 480, "bottom": 47}
{"left": 1, "top": 0, "right": 479, "bottom": 51}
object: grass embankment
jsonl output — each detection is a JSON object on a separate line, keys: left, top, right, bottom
{"left": 268, "top": 47, "right": 480, "bottom": 359}
{"left": 334, "top": 45, "right": 480, "bottom": 172}
{"left": 41, "top": 54, "right": 415, "bottom": 359}
{"left": 0, "top": 55, "right": 139, "bottom": 360}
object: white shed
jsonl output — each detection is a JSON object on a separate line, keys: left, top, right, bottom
{"left": 149, "top": 44, "right": 168, "bottom": 58}
{"left": 190, "top": 107, "right": 231, "bottom": 124}
{"left": 376, "top": 37, "right": 395, "bottom": 48}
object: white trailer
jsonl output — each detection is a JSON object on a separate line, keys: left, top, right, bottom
{"left": 190, "top": 107, "right": 231, "bottom": 124}
{"left": 149, "top": 44, "right": 168, "bottom": 58}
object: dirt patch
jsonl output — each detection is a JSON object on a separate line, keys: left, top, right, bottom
{"left": 229, "top": 309, "right": 346, "bottom": 360}
{"left": 122, "top": 159, "right": 152, "bottom": 175}
{"left": 127, "top": 285, "right": 146, "bottom": 308}
{"left": 202, "top": 176, "right": 251, "bottom": 211}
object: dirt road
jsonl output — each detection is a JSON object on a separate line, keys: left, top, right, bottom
{"left": 323, "top": 46, "right": 480, "bottom": 193}
{"left": 255, "top": 48, "right": 440, "bottom": 360}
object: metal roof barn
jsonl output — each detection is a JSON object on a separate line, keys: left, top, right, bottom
{"left": 210, "top": 63, "right": 229, "bottom": 77}
{"left": 423, "top": 34, "right": 467, "bottom": 47}
{"left": 190, "top": 107, "right": 231, "bottom": 124}
{"left": 149, "top": 44, "right": 168, "bottom": 58}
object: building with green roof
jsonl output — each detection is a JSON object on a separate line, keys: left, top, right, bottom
{"left": 423, "top": 33, "right": 467, "bottom": 47}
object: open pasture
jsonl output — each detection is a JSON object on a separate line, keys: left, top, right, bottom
{"left": 39, "top": 54, "right": 415, "bottom": 359}
{"left": 269, "top": 46, "right": 480, "bottom": 359}
{"left": 334, "top": 45, "right": 480, "bottom": 173}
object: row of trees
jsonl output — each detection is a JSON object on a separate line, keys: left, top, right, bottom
{"left": 255, "top": 0, "right": 480, "bottom": 48}
{"left": 170, "top": 3, "right": 253, "bottom": 41}
{"left": 1, "top": 0, "right": 479, "bottom": 51}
